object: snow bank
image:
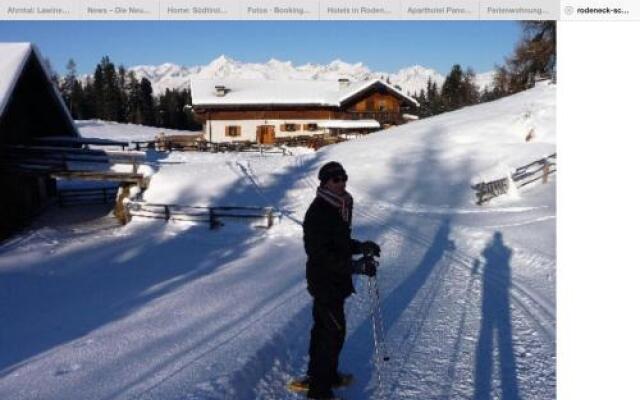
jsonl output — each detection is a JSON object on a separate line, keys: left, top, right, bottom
{"left": 316, "top": 82, "right": 556, "bottom": 208}
{"left": 76, "top": 119, "right": 197, "bottom": 142}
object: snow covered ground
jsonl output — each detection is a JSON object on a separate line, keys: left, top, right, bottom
{"left": 0, "top": 83, "right": 556, "bottom": 399}
{"left": 75, "top": 120, "right": 195, "bottom": 142}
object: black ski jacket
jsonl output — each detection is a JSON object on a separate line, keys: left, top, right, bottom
{"left": 303, "top": 195, "right": 363, "bottom": 303}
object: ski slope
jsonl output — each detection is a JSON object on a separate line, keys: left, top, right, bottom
{"left": 0, "top": 82, "right": 556, "bottom": 400}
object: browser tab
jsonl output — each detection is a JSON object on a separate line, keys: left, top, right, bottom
{"left": 1, "top": 1, "right": 76, "bottom": 19}
{"left": 319, "top": 0, "right": 401, "bottom": 20}
{"left": 561, "top": 1, "right": 638, "bottom": 20}
{"left": 480, "top": 0, "right": 560, "bottom": 20}
{"left": 403, "top": 1, "right": 479, "bottom": 19}
{"left": 242, "top": 1, "right": 318, "bottom": 20}
{"left": 159, "top": 1, "right": 240, "bottom": 19}
{"left": 79, "top": 1, "right": 157, "bottom": 20}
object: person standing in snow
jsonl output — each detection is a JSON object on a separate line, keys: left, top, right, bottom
{"left": 300, "top": 161, "right": 381, "bottom": 400}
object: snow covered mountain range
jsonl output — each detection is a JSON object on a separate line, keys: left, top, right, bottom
{"left": 126, "top": 55, "right": 495, "bottom": 96}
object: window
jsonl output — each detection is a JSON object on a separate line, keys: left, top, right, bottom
{"left": 226, "top": 126, "right": 241, "bottom": 137}
{"left": 281, "top": 123, "right": 300, "bottom": 132}
{"left": 378, "top": 100, "right": 387, "bottom": 111}
{"left": 304, "top": 123, "right": 318, "bottom": 131}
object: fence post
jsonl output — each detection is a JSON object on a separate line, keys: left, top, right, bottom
{"left": 543, "top": 161, "right": 550, "bottom": 184}
{"left": 266, "top": 208, "right": 274, "bottom": 229}
{"left": 124, "top": 201, "right": 131, "bottom": 224}
{"left": 164, "top": 205, "right": 170, "bottom": 221}
{"left": 209, "top": 207, "right": 220, "bottom": 229}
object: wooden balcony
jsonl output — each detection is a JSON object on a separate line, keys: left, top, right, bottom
{"left": 346, "top": 111, "right": 403, "bottom": 125}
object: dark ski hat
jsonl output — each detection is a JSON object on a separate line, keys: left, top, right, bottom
{"left": 318, "top": 161, "right": 347, "bottom": 183}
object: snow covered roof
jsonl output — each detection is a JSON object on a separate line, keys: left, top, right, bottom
{"left": 0, "top": 42, "right": 79, "bottom": 136}
{"left": 0, "top": 43, "right": 32, "bottom": 117}
{"left": 317, "top": 119, "right": 380, "bottom": 129}
{"left": 190, "top": 78, "right": 419, "bottom": 108}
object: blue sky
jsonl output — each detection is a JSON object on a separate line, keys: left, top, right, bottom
{"left": 0, "top": 21, "right": 521, "bottom": 75}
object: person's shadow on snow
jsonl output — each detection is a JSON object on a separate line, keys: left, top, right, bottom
{"left": 474, "top": 232, "right": 520, "bottom": 400}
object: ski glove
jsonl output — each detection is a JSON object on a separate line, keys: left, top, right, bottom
{"left": 361, "top": 240, "right": 381, "bottom": 257}
{"left": 352, "top": 256, "right": 377, "bottom": 277}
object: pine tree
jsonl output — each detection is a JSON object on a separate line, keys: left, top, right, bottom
{"left": 492, "top": 65, "right": 509, "bottom": 98}
{"left": 70, "top": 79, "right": 86, "bottom": 119}
{"left": 61, "top": 59, "right": 78, "bottom": 117}
{"left": 81, "top": 78, "right": 96, "bottom": 119}
{"left": 427, "top": 79, "right": 442, "bottom": 116}
{"left": 101, "top": 57, "right": 123, "bottom": 121}
{"left": 417, "top": 88, "right": 427, "bottom": 117}
{"left": 93, "top": 63, "right": 105, "bottom": 120}
{"left": 43, "top": 58, "right": 59, "bottom": 86}
{"left": 505, "top": 21, "right": 557, "bottom": 93}
{"left": 441, "top": 64, "right": 464, "bottom": 112}
{"left": 139, "top": 78, "right": 156, "bottom": 126}
{"left": 124, "top": 71, "right": 142, "bottom": 124}
{"left": 117, "top": 65, "right": 128, "bottom": 121}
{"left": 461, "top": 67, "right": 480, "bottom": 106}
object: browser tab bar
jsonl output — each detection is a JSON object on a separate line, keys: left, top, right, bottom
{"left": 0, "top": 1, "right": 571, "bottom": 20}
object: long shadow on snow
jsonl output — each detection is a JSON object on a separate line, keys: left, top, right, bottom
{"left": 473, "top": 232, "right": 520, "bottom": 400}
{"left": 218, "top": 140, "right": 475, "bottom": 399}
{"left": 202, "top": 154, "right": 321, "bottom": 398}
{"left": 0, "top": 168, "right": 268, "bottom": 383}
{"left": 341, "top": 218, "right": 454, "bottom": 399}
{"left": 332, "top": 138, "right": 474, "bottom": 398}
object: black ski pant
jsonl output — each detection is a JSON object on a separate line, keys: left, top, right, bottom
{"left": 307, "top": 297, "right": 346, "bottom": 398}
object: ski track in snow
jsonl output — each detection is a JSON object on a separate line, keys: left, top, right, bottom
{"left": 224, "top": 153, "right": 556, "bottom": 400}
{"left": 1, "top": 84, "right": 556, "bottom": 400}
{"left": 0, "top": 151, "right": 555, "bottom": 400}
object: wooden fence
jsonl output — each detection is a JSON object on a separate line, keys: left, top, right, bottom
{"left": 58, "top": 187, "right": 118, "bottom": 207}
{"left": 125, "top": 201, "right": 280, "bottom": 229}
{"left": 472, "top": 153, "right": 556, "bottom": 205}
{"left": 275, "top": 135, "right": 345, "bottom": 150}
{"left": 130, "top": 135, "right": 344, "bottom": 153}
{"left": 131, "top": 139, "right": 293, "bottom": 155}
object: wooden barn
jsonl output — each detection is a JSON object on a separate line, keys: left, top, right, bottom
{"left": 0, "top": 43, "right": 80, "bottom": 240}
{"left": 190, "top": 78, "right": 419, "bottom": 144}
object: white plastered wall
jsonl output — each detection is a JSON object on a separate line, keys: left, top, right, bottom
{"left": 204, "top": 119, "right": 325, "bottom": 142}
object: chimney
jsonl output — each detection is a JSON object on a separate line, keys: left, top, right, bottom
{"left": 338, "top": 78, "right": 350, "bottom": 89}
{"left": 215, "top": 85, "right": 227, "bottom": 97}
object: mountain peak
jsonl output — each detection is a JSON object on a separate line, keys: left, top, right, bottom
{"left": 208, "top": 55, "right": 238, "bottom": 67}
{"left": 124, "top": 56, "right": 493, "bottom": 97}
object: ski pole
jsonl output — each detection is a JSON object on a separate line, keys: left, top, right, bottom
{"left": 367, "top": 275, "right": 384, "bottom": 392}
{"left": 370, "top": 274, "right": 389, "bottom": 362}
{"left": 363, "top": 253, "right": 389, "bottom": 395}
